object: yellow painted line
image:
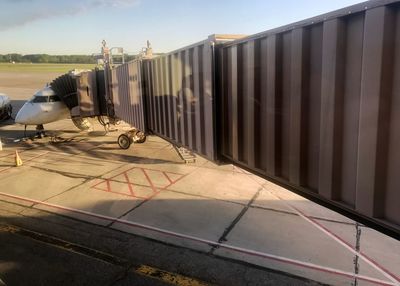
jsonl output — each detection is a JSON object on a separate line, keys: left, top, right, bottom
{"left": 0, "top": 225, "right": 18, "bottom": 233}
{"left": 0, "top": 224, "right": 212, "bottom": 286}
{"left": 135, "top": 265, "right": 211, "bottom": 286}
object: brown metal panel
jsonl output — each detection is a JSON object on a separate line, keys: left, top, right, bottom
{"left": 149, "top": 61, "right": 156, "bottom": 131}
{"left": 178, "top": 51, "right": 186, "bottom": 145}
{"left": 140, "top": 37, "right": 233, "bottom": 161}
{"left": 236, "top": 44, "right": 245, "bottom": 163}
{"left": 137, "top": 62, "right": 145, "bottom": 130}
{"left": 171, "top": 54, "right": 179, "bottom": 142}
{"left": 230, "top": 46, "right": 239, "bottom": 161}
{"left": 202, "top": 43, "right": 214, "bottom": 158}
{"left": 164, "top": 56, "right": 172, "bottom": 139}
{"left": 338, "top": 14, "right": 364, "bottom": 207}
{"left": 77, "top": 72, "right": 99, "bottom": 118}
{"left": 122, "top": 64, "right": 129, "bottom": 124}
{"left": 289, "top": 28, "right": 306, "bottom": 185}
{"left": 151, "top": 59, "right": 158, "bottom": 132}
{"left": 160, "top": 57, "right": 168, "bottom": 137}
{"left": 266, "top": 36, "right": 279, "bottom": 176}
{"left": 198, "top": 45, "right": 206, "bottom": 155}
{"left": 318, "top": 19, "right": 345, "bottom": 200}
{"left": 185, "top": 49, "right": 194, "bottom": 150}
{"left": 189, "top": 48, "right": 197, "bottom": 151}
{"left": 253, "top": 39, "right": 268, "bottom": 172}
{"left": 110, "top": 61, "right": 146, "bottom": 132}
{"left": 384, "top": 6, "right": 400, "bottom": 225}
{"left": 245, "top": 41, "right": 256, "bottom": 169}
{"left": 144, "top": 62, "right": 153, "bottom": 130}
{"left": 356, "top": 6, "right": 395, "bottom": 217}
{"left": 217, "top": 2, "right": 400, "bottom": 236}
{"left": 174, "top": 52, "right": 182, "bottom": 143}
{"left": 193, "top": 46, "right": 201, "bottom": 152}
{"left": 155, "top": 58, "right": 163, "bottom": 134}
{"left": 264, "top": 35, "right": 279, "bottom": 176}
{"left": 111, "top": 69, "right": 118, "bottom": 111}
{"left": 303, "top": 24, "right": 323, "bottom": 191}
{"left": 280, "top": 32, "right": 292, "bottom": 180}
{"left": 221, "top": 48, "right": 232, "bottom": 157}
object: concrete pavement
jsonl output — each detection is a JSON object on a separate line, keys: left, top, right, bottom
{"left": 0, "top": 117, "right": 399, "bottom": 286}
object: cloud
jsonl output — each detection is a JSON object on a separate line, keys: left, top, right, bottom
{"left": 91, "top": 0, "right": 140, "bottom": 7}
{"left": 0, "top": 0, "right": 140, "bottom": 31}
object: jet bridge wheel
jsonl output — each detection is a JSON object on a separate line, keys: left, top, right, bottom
{"left": 118, "top": 133, "right": 132, "bottom": 149}
{"left": 132, "top": 130, "right": 146, "bottom": 144}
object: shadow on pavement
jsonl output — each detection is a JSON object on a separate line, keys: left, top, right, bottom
{"left": 0, "top": 199, "right": 324, "bottom": 286}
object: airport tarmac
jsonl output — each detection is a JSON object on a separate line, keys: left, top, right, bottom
{"left": 0, "top": 73, "right": 399, "bottom": 286}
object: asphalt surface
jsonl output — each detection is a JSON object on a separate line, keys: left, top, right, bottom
{"left": 0, "top": 200, "right": 322, "bottom": 286}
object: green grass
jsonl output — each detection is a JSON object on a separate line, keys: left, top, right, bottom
{"left": 0, "top": 63, "right": 97, "bottom": 73}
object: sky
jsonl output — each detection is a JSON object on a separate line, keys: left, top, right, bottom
{"left": 0, "top": 0, "right": 366, "bottom": 55}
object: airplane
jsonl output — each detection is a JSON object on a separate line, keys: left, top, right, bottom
{"left": 14, "top": 84, "right": 147, "bottom": 148}
{"left": 15, "top": 86, "right": 92, "bottom": 136}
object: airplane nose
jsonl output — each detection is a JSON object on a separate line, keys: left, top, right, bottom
{"left": 15, "top": 105, "right": 30, "bottom": 124}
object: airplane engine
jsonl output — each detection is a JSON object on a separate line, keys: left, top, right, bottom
{"left": 71, "top": 117, "right": 93, "bottom": 131}
{"left": 0, "top": 94, "right": 12, "bottom": 120}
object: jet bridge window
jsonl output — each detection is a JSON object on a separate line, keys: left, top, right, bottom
{"left": 49, "top": 95, "right": 61, "bottom": 102}
{"left": 31, "top": 96, "right": 49, "bottom": 103}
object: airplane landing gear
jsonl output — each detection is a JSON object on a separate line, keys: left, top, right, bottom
{"left": 36, "top": 124, "right": 45, "bottom": 138}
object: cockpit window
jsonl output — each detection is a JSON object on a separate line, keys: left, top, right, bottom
{"left": 49, "top": 95, "right": 61, "bottom": 102}
{"left": 31, "top": 96, "right": 49, "bottom": 103}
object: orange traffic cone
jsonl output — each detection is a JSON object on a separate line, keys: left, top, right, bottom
{"left": 15, "top": 150, "right": 23, "bottom": 167}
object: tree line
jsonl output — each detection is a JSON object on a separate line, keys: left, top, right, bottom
{"left": 0, "top": 54, "right": 97, "bottom": 64}
{"left": 0, "top": 54, "right": 139, "bottom": 64}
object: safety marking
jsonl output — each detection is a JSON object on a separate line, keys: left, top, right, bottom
{"left": 0, "top": 191, "right": 395, "bottom": 286}
{"left": 91, "top": 167, "right": 185, "bottom": 200}
{"left": 135, "top": 265, "right": 209, "bottom": 286}
{"left": 255, "top": 183, "right": 400, "bottom": 285}
{"left": 0, "top": 224, "right": 211, "bottom": 286}
{"left": 227, "top": 169, "right": 400, "bottom": 285}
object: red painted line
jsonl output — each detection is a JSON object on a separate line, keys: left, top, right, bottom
{"left": 298, "top": 207, "right": 400, "bottom": 284}
{"left": 0, "top": 152, "right": 13, "bottom": 158}
{"left": 0, "top": 167, "right": 11, "bottom": 174}
{"left": 92, "top": 186, "right": 106, "bottom": 192}
{"left": 106, "top": 179, "right": 111, "bottom": 193}
{"left": 268, "top": 191, "right": 400, "bottom": 285}
{"left": 0, "top": 149, "right": 29, "bottom": 158}
{"left": 91, "top": 179, "right": 103, "bottom": 189}
{"left": 217, "top": 244, "right": 396, "bottom": 286}
{"left": 140, "top": 166, "right": 184, "bottom": 176}
{"left": 141, "top": 168, "right": 158, "bottom": 193}
{"left": 123, "top": 172, "right": 135, "bottom": 196}
{"left": 91, "top": 166, "right": 185, "bottom": 195}
{"left": 26, "top": 151, "right": 50, "bottom": 162}
{"left": 0, "top": 191, "right": 395, "bottom": 286}
{"left": 163, "top": 171, "right": 174, "bottom": 184}
{"left": 91, "top": 169, "right": 188, "bottom": 201}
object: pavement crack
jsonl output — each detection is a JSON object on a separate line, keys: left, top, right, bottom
{"left": 30, "top": 165, "right": 95, "bottom": 180}
{"left": 108, "top": 264, "right": 134, "bottom": 286}
{"left": 209, "top": 187, "right": 263, "bottom": 254}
